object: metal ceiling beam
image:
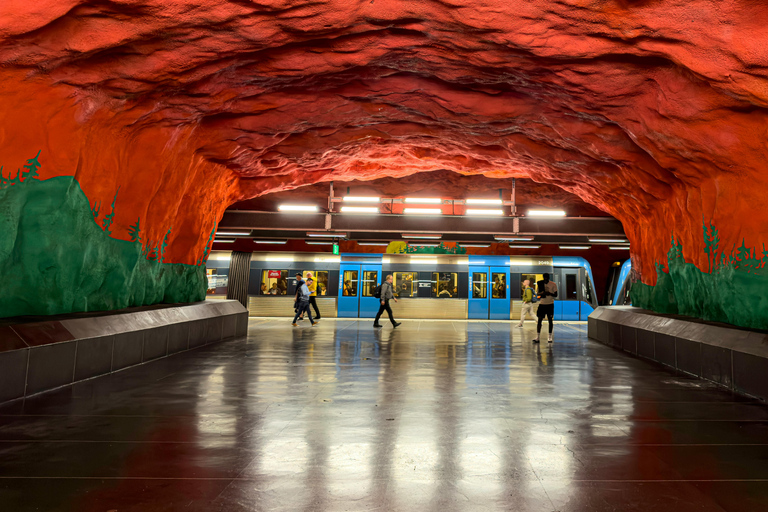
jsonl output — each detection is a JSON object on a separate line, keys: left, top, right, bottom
{"left": 219, "top": 210, "right": 625, "bottom": 239}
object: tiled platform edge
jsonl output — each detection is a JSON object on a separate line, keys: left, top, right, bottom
{"left": 588, "top": 306, "right": 768, "bottom": 401}
{"left": 0, "top": 300, "right": 248, "bottom": 403}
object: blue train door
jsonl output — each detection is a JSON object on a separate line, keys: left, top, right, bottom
{"left": 557, "top": 268, "right": 580, "bottom": 320}
{"left": 489, "top": 267, "right": 510, "bottom": 320}
{"left": 468, "top": 266, "right": 490, "bottom": 319}
{"left": 338, "top": 263, "right": 382, "bottom": 318}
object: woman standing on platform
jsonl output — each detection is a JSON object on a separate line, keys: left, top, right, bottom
{"left": 533, "top": 273, "right": 557, "bottom": 344}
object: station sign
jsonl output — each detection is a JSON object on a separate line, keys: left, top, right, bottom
{"left": 268, "top": 270, "right": 282, "bottom": 278}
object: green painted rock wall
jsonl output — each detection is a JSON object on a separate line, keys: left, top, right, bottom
{"left": 631, "top": 235, "right": 768, "bottom": 330}
{"left": 0, "top": 175, "right": 206, "bottom": 318}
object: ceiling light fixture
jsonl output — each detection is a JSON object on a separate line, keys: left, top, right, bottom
{"left": 494, "top": 235, "right": 534, "bottom": 241}
{"left": 402, "top": 234, "right": 442, "bottom": 239}
{"left": 466, "top": 198, "right": 502, "bottom": 205}
{"left": 527, "top": 209, "right": 566, "bottom": 217}
{"left": 214, "top": 239, "right": 236, "bottom": 243}
{"left": 215, "top": 231, "right": 249, "bottom": 236}
{"left": 559, "top": 245, "right": 591, "bottom": 250}
{"left": 508, "top": 244, "right": 542, "bottom": 249}
{"left": 307, "top": 232, "right": 347, "bottom": 237}
{"left": 404, "top": 208, "right": 442, "bottom": 215}
{"left": 254, "top": 240, "right": 288, "bottom": 244}
{"left": 306, "top": 241, "right": 334, "bottom": 245}
{"left": 460, "top": 243, "right": 491, "bottom": 248}
{"left": 357, "top": 242, "right": 391, "bottom": 246}
{"left": 609, "top": 246, "right": 631, "bottom": 250}
{"left": 588, "top": 238, "right": 628, "bottom": 243}
{"left": 340, "top": 206, "right": 379, "bottom": 213}
{"left": 342, "top": 196, "right": 380, "bottom": 202}
{"left": 278, "top": 204, "right": 318, "bottom": 212}
{"left": 404, "top": 198, "right": 442, "bottom": 204}
{"left": 407, "top": 242, "right": 440, "bottom": 247}
{"left": 466, "top": 209, "right": 504, "bottom": 216}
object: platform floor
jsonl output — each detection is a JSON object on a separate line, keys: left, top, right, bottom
{"left": 1, "top": 318, "right": 768, "bottom": 511}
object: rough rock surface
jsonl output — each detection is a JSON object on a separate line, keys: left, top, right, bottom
{"left": 2, "top": 1, "right": 768, "bottom": 319}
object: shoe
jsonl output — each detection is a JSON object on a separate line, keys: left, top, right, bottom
{"left": 292, "top": 323, "right": 297, "bottom": 327}
{"left": 393, "top": 322, "right": 402, "bottom": 328}
{"left": 316, "top": 315, "right": 322, "bottom": 320}
{"left": 532, "top": 338, "right": 540, "bottom": 344}
{"left": 312, "top": 322, "right": 318, "bottom": 327}
{"left": 373, "top": 324, "right": 382, "bottom": 328}
{"left": 548, "top": 335, "right": 553, "bottom": 343}
{"left": 515, "top": 323, "right": 523, "bottom": 328}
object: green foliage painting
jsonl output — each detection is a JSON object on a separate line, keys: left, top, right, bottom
{"left": 0, "top": 152, "right": 206, "bottom": 319}
{"left": 631, "top": 222, "right": 768, "bottom": 329}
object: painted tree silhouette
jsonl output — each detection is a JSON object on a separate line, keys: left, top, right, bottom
{"left": 102, "top": 187, "right": 120, "bottom": 235}
{"left": 128, "top": 218, "right": 141, "bottom": 243}
{"left": 159, "top": 228, "right": 171, "bottom": 263}
{"left": 21, "top": 150, "right": 41, "bottom": 181}
{"left": 702, "top": 218, "right": 719, "bottom": 273}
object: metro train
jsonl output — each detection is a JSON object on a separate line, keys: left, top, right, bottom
{"left": 604, "top": 259, "right": 632, "bottom": 306}
{"left": 207, "top": 252, "right": 599, "bottom": 321}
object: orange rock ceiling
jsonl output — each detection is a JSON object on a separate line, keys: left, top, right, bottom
{"left": 2, "top": 0, "right": 768, "bottom": 284}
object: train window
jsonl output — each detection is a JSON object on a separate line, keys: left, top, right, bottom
{"left": 472, "top": 272, "right": 487, "bottom": 299}
{"left": 521, "top": 274, "right": 543, "bottom": 298}
{"left": 261, "top": 270, "right": 289, "bottom": 295}
{"left": 301, "top": 270, "right": 329, "bottom": 296}
{"left": 431, "top": 272, "right": 458, "bottom": 298}
{"left": 342, "top": 270, "right": 358, "bottom": 296}
{"left": 565, "top": 273, "right": 578, "bottom": 300}
{"left": 491, "top": 273, "right": 506, "bottom": 299}
{"left": 393, "top": 272, "right": 418, "bottom": 298}
{"left": 582, "top": 272, "right": 593, "bottom": 304}
{"left": 362, "top": 271, "right": 379, "bottom": 297}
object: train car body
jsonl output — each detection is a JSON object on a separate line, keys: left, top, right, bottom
{"left": 611, "top": 259, "right": 632, "bottom": 306}
{"left": 209, "top": 252, "right": 599, "bottom": 321}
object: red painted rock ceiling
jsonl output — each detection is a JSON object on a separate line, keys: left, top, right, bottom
{"left": 2, "top": 0, "right": 768, "bottom": 283}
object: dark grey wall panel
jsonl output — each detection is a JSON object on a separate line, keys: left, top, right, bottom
{"left": 733, "top": 352, "right": 768, "bottom": 400}
{"left": 0, "top": 349, "right": 28, "bottom": 403}
{"left": 188, "top": 320, "right": 208, "bottom": 349}
{"left": 113, "top": 331, "right": 144, "bottom": 371}
{"left": 167, "top": 323, "right": 189, "bottom": 354}
{"left": 203, "top": 317, "right": 224, "bottom": 344}
{"left": 701, "top": 344, "right": 732, "bottom": 388}
{"left": 655, "top": 333, "right": 676, "bottom": 367}
{"left": 222, "top": 315, "right": 237, "bottom": 340}
{"left": 27, "top": 342, "right": 76, "bottom": 395}
{"left": 236, "top": 313, "right": 248, "bottom": 337}
{"left": 675, "top": 337, "right": 701, "bottom": 377}
{"left": 142, "top": 327, "right": 169, "bottom": 362}
{"left": 620, "top": 326, "right": 637, "bottom": 354}
{"left": 636, "top": 329, "right": 654, "bottom": 360}
{"left": 74, "top": 336, "right": 114, "bottom": 381}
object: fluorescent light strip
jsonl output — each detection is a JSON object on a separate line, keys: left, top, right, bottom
{"left": 254, "top": 240, "right": 287, "bottom": 244}
{"left": 306, "top": 241, "right": 334, "bottom": 245}
{"left": 407, "top": 242, "right": 440, "bottom": 247}
{"left": 466, "top": 198, "right": 502, "bottom": 205}
{"left": 527, "top": 209, "right": 566, "bottom": 217}
{"left": 559, "top": 245, "right": 591, "bottom": 250}
{"left": 342, "top": 196, "right": 380, "bottom": 202}
{"left": 610, "top": 246, "right": 630, "bottom": 250}
{"left": 357, "top": 242, "right": 390, "bottom": 246}
{"left": 402, "top": 234, "right": 442, "bottom": 239}
{"left": 508, "top": 245, "right": 541, "bottom": 249}
{"left": 340, "top": 206, "right": 379, "bottom": 213}
{"left": 461, "top": 243, "right": 491, "bottom": 248}
{"left": 214, "top": 239, "right": 235, "bottom": 243}
{"left": 403, "top": 208, "right": 442, "bottom": 215}
{"left": 215, "top": 231, "right": 249, "bottom": 236}
{"left": 589, "top": 238, "right": 628, "bottom": 243}
{"left": 307, "top": 232, "right": 346, "bottom": 237}
{"left": 278, "top": 204, "right": 318, "bottom": 212}
{"left": 494, "top": 236, "right": 533, "bottom": 241}
{"left": 404, "top": 197, "right": 441, "bottom": 204}
{"left": 466, "top": 209, "right": 504, "bottom": 216}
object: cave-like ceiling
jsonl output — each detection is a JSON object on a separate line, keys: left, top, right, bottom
{"left": 2, "top": 0, "right": 768, "bottom": 280}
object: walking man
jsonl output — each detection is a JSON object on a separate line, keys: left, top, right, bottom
{"left": 533, "top": 273, "right": 558, "bottom": 343}
{"left": 294, "top": 272, "right": 305, "bottom": 320}
{"left": 374, "top": 274, "right": 401, "bottom": 328}
{"left": 292, "top": 277, "right": 317, "bottom": 326}
{"left": 516, "top": 279, "right": 535, "bottom": 327}
{"left": 306, "top": 272, "right": 322, "bottom": 320}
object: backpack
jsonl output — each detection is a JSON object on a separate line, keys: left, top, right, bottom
{"left": 529, "top": 287, "right": 539, "bottom": 303}
{"left": 373, "top": 284, "right": 383, "bottom": 299}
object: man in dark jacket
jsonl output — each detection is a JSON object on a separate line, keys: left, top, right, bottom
{"left": 294, "top": 272, "right": 305, "bottom": 319}
{"left": 373, "top": 274, "right": 401, "bottom": 328}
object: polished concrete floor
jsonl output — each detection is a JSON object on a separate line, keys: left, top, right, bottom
{"left": 1, "top": 318, "right": 768, "bottom": 511}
